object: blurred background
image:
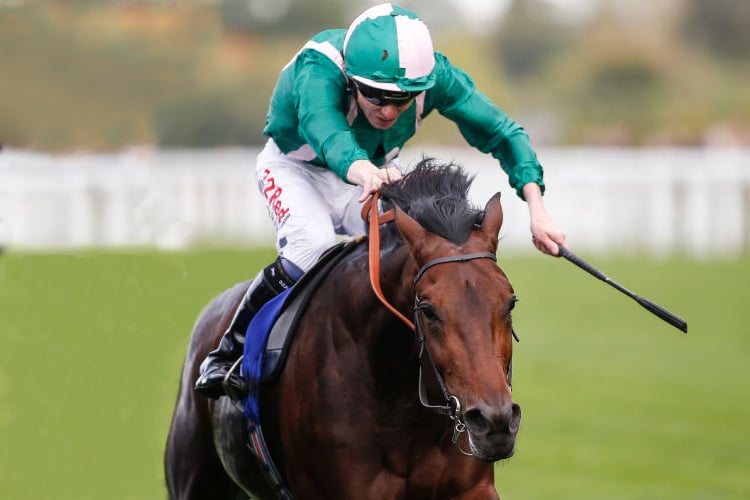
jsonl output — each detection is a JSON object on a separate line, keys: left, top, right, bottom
{"left": 0, "top": 0, "right": 749, "bottom": 254}
{"left": 2, "top": 0, "right": 750, "bottom": 150}
{"left": 1, "top": 1, "right": 749, "bottom": 499}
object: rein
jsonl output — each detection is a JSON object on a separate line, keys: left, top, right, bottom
{"left": 363, "top": 193, "right": 413, "bottom": 330}
{"left": 363, "top": 192, "right": 498, "bottom": 457}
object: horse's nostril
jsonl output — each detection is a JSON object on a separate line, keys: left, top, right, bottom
{"left": 509, "top": 403, "right": 521, "bottom": 434}
{"left": 464, "top": 408, "right": 491, "bottom": 434}
{"left": 464, "top": 402, "right": 522, "bottom": 436}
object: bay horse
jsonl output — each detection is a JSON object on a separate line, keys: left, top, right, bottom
{"left": 165, "top": 159, "right": 521, "bottom": 499}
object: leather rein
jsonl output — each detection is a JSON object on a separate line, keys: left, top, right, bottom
{"left": 362, "top": 192, "right": 498, "bottom": 456}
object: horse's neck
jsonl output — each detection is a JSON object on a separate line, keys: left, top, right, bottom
{"left": 363, "top": 244, "right": 421, "bottom": 392}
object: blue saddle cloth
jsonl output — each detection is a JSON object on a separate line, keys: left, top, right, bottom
{"left": 240, "top": 287, "right": 293, "bottom": 423}
{"left": 237, "top": 238, "right": 363, "bottom": 425}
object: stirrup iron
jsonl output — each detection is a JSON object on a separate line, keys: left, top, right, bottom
{"left": 222, "top": 355, "right": 246, "bottom": 401}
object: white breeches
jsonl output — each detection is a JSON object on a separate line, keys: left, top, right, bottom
{"left": 255, "top": 139, "right": 376, "bottom": 273}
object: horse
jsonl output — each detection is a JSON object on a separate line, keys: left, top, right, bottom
{"left": 165, "top": 159, "right": 522, "bottom": 499}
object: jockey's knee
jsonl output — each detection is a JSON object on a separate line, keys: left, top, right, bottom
{"left": 280, "top": 232, "right": 335, "bottom": 272}
{"left": 276, "top": 256, "right": 303, "bottom": 283}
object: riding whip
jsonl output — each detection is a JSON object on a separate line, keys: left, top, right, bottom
{"left": 558, "top": 246, "right": 688, "bottom": 333}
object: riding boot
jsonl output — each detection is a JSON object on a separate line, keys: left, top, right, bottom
{"left": 194, "top": 257, "right": 297, "bottom": 400}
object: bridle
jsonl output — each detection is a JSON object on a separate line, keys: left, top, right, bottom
{"left": 411, "top": 257, "right": 497, "bottom": 457}
{"left": 362, "top": 192, "right": 511, "bottom": 457}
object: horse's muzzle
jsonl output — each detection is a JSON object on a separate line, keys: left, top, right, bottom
{"left": 464, "top": 400, "right": 521, "bottom": 461}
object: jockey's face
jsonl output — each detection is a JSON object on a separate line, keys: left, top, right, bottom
{"left": 355, "top": 92, "right": 414, "bottom": 130}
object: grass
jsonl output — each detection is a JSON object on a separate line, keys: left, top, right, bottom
{"left": 497, "top": 255, "right": 750, "bottom": 499}
{"left": 0, "top": 249, "right": 747, "bottom": 499}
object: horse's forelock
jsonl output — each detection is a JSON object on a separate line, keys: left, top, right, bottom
{"left": 380, "top": 158, "right": 481, "bottom": 244}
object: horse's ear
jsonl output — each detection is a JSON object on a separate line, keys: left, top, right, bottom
{"left": 393, "top": 204, "right": 433, "bottom": 260}
{"left": 476, "top": 192, "right": 503, "bottom": 250}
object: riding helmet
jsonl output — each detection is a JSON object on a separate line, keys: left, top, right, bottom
{"left": 343, "top": 3, "right": 436, "bottom": 92}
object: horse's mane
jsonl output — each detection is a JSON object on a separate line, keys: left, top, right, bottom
{"left": 379, "top": 157, "right": 483, "bottom": 245}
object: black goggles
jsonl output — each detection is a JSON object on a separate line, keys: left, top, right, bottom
{"left": 353, "top": 81, "right": 420, "bottom": 107}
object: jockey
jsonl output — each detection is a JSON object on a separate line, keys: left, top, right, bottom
{"left": 195, "top": 3, "right": 566, "bottom": 400}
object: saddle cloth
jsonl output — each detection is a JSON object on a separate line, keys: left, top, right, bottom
{"left": 240, "top": 237, "right": 362, "bottom": 422}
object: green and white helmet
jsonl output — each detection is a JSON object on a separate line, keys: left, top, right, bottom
{"left": 343, "top": 3, "right": 436, "bottom": 92}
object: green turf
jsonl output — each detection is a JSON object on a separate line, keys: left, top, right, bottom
{"left": 0, "top": 249, "right": 747, "bottom": 499}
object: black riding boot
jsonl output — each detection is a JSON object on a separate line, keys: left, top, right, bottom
{"left": 194, "top": 258, "right": 296, "bottom": 400}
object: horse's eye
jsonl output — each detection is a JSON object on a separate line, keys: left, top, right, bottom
{"left": 508, "top": 295, "right": 518, "bottom": 313}
{"left": 418, "top": 303, "right": 439, "bottom": 322}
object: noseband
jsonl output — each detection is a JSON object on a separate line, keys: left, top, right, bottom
{"left": 364, "top": 193, "right": 511, "bottom": 457}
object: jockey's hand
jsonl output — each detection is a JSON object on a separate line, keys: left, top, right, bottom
{"left": 531, "top": 211, "right": 566, "bottom": 256}
{"left": 347, "top": 159, "right": 403, "bottom": 202}
{"left": 522, "top": 183, "right": 567, "bottom": 256}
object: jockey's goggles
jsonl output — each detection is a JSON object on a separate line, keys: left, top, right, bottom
{"left": 353, "top": 80, "right": 421, "bottom": 107}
